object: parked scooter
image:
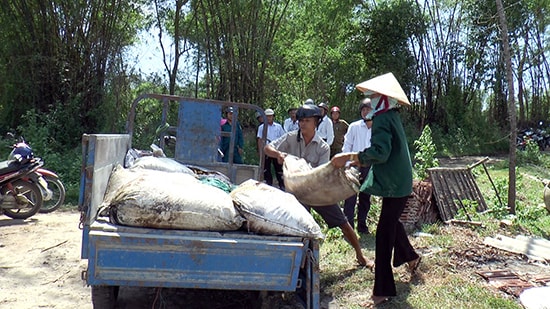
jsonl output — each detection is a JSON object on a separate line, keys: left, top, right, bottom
{"left": 35, "top": 168, "right": 65, "bottom": 213}
{"left": 7, "top": 135, "right": 65, "bottom": 213}
{"left": 0, "top": 142, "right": 45, "bottom": 219}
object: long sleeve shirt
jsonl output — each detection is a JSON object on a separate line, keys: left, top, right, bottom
{"left": 316, "top": 115, "right": 334, "bottom": 146}
{"left": 283, "top": 118, "right": 299, "bottom": 132}
{"left": 343, "top": 119, "right": 371, "bottom": 152}
{"left": 358, "top": 110, "right": 413, "bottom": 198}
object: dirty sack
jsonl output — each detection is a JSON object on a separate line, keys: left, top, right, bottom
{"left": 230, "top": 179, "right": 324, "bottom": 239}
{"left": 283, "top": 155, "right": 360, "bottom": 206}
{"left": 104, "top": 165, "right": 245, "bottom": 231}
{"left": 129, "top": 155, "right": 195, "bottom": 175}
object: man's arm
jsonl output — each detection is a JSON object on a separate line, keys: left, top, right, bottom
{"left": 264, "top": 143, "right": 287, "bottom": 165}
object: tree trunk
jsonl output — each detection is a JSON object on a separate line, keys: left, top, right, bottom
{"left": 495, "top": 0, "right": 516, "bottom": 214}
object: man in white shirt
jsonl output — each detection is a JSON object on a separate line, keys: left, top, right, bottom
{"left": 342, "top": 98, "right": 373, "bottom": 233}
{"left": 316, "top": 102, "right": 334, "bottom": 146}
{"left": 257, "top": 108, "right": 286, "bottom": 190}
{"left": 283, "top": 107, "right": 299, "bottom": 132}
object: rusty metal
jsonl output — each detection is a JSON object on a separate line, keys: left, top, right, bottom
{"left": 400, "top": 180, "right": 438, "bottom": 230}
{"left": 476, "top": 269, "right": 535, "bottom": 297}
{"left": 428, "top": 167, "right": 488, "bottom": 222}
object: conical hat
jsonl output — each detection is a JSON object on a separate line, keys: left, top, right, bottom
{"left": 356, "top": 72, "right": 410, "bottom": 106}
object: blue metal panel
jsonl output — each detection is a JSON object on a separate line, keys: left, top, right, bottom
{"left": 88, "top": 229, "right": 305, "bottom": 291}
{"left": 175, "top": 100, "right": 221, "bottom": 163}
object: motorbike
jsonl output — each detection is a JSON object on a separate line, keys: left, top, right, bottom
{"left": 34, "top": 168, "right": 65, "bottom": 213}
{"left": 7, "top": 136, "right": 65, "bottom": 213}
{"left": 0, "top": 141, "right": 45, "bottom": 219}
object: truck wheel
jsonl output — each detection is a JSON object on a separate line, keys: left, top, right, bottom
{"left": 91, "top": 285, "right": 119, "bottom": 309}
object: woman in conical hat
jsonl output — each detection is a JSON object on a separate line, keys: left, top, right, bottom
{"left": 331, "top": 72, "right": 420, "bottom": 305}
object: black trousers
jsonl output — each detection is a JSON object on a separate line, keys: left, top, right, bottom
{"left": 373, "top": 196, "right": 419, "bottom": 297}
{"left": 264, "top": 156, "right": 284, "bottom": 190}
{"left": 343, "top": 166, "right": 371, "bottom": 231}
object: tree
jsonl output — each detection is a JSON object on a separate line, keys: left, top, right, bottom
{"left": 495, "top": 0, "right": 516, "bottom": 214}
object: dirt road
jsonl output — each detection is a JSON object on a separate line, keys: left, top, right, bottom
{"left": 0, "top": 210, "right": 299, "bottom": 309}
{"left": 0, "top": 210, "right": 91, "bottom": 309}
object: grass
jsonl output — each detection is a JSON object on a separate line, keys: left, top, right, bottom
{"left": 312, "top": 152, "right": 550, "bottom": 308}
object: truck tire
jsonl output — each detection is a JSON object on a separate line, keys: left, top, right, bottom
{"left": 91, "top": 285, "right": 119, "bottom": 309}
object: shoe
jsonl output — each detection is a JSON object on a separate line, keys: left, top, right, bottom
{"left": 408, "top": 256, "right": 422, "bottom": 274}
{"left": 371, "top": 295, "right": 390, "bottom": 306}
{"left": 357, "top": 228, "right": 369, "bottom": 234}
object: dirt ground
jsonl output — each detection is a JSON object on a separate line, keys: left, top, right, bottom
{"left": 0, "top": 210, "right": 298, "bottom": 309}
{"left": 0, "top": 210, "right": 91, "bottom": 309}
{"left": 0, "top": 155, "right": 545, "bottom": 309}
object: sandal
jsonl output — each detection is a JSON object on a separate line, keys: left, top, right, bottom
{"left": 360, "top": 259, "right": 375, "bottom": 272}
{"left": 408, "top": 256, "right": 422, "bottom": 274}
{"left": 371, "top": 295, "right": 390, "bottom": 306}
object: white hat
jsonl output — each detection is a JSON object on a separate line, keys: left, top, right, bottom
{"left": 265, "top": 108, "right": 275, "bottom": 116}
{"left": 356, "top": 72, "right": 410, "bottom": 106}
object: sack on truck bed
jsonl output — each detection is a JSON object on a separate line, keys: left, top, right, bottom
{"left": 230, "top": 179, "right": 324, "bottom": 239}
{"left": 283, "top": 155, "right": 360, "bottom": 206}
{"left": 129, "top": 156, "right": 195, "bottom": 175}
{"left": 106, "top": 166, "right": 245, "bottom": 231}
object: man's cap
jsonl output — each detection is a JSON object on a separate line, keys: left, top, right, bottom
{"left": 317, "top": 102, "right": 329, "bottom": 111}
{"left": 359, "top": 98, "right": 372, "bottom": 113}
{"left": 265, "top": 108, "right": 275, "bottom": 116}
{"left": 304, "top": 98, "right": 314, "bottom": 105}
{"left": 226, "top": 106, "right": 234, "bottom": 113}
{"left": 331, "top": 106, "right": 340, "bottom": 113}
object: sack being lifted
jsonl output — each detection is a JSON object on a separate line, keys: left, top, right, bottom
{"left": 283, "top": 155, "right": 360, "bottom": 206}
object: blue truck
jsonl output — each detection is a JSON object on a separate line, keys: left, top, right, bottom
{"left": 79, "top": 94, "right": 320, "bottom": 308}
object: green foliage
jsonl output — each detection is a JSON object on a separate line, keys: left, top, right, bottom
{"left": 454, "top": 199, "right": 480, "bottom": 221}
{"left": 517, "top": 140, "right": 542, "bottom": 165}
{"left": 413, "top": 125, "right": 439, "bottom": 180}
{"left": 14, "top": 109, "right": 83, "bottom": 205}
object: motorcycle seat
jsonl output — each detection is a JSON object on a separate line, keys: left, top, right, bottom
{"left": 0, "top": 160, "right": 32, "bottom": 175}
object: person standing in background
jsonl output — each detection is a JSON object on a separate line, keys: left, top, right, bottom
{"left": 330, "top": 106, "right": 349, "bottom": 158}
{"left": 283, "top": 107, "right": 299, "bottom": 132}
{"left": 257, "top": 108, "right": 286, "bottom": 190}
{"left": 316, "top": 102, "right": 334, "bottom": 146}
{"left": 220, "top": 107, "right": 244, "bottom": 163}
{"left": 342, "top": 99, "right": 373, "bottom": 233}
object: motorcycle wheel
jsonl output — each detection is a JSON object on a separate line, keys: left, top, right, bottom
{"left": 2, "top": 179, "right": 43, "bottom": 219}
{"left": 39, "top": 176, "right": 66, "bottom": 213}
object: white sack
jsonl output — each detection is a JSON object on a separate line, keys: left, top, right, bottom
{"left": 130, "top": 156, "right": 194, "bottom": 175}
{"left": 230, "top": 179, "right": 323, "bottom": 239}
{"left": 283, "top": 155, "right": 360, "bottom": 206}
{"left": 108, "top": 169, "right": 244, "bottom": 231}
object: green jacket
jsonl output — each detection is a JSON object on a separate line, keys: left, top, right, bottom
{"left": 357, "top": 109, "right": 412, "bottom": 198}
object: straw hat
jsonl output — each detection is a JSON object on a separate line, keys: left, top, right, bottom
{"left": 355, "top": 72, "right": 410, "bottom": 106}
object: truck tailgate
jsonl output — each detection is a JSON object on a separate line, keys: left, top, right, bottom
{"left": 87, "top": 220, "right": 311, "bottom": 291}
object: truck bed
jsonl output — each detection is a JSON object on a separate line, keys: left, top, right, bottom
{"left": 87, "top": 219, "right": 311, "bottom": 291}
{"left": 79, "top": 96, "right": 320, "bottom": 308}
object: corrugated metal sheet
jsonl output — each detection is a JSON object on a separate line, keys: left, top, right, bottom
{"left": 428, "top": 167, "right": 488, "bottom": 222}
